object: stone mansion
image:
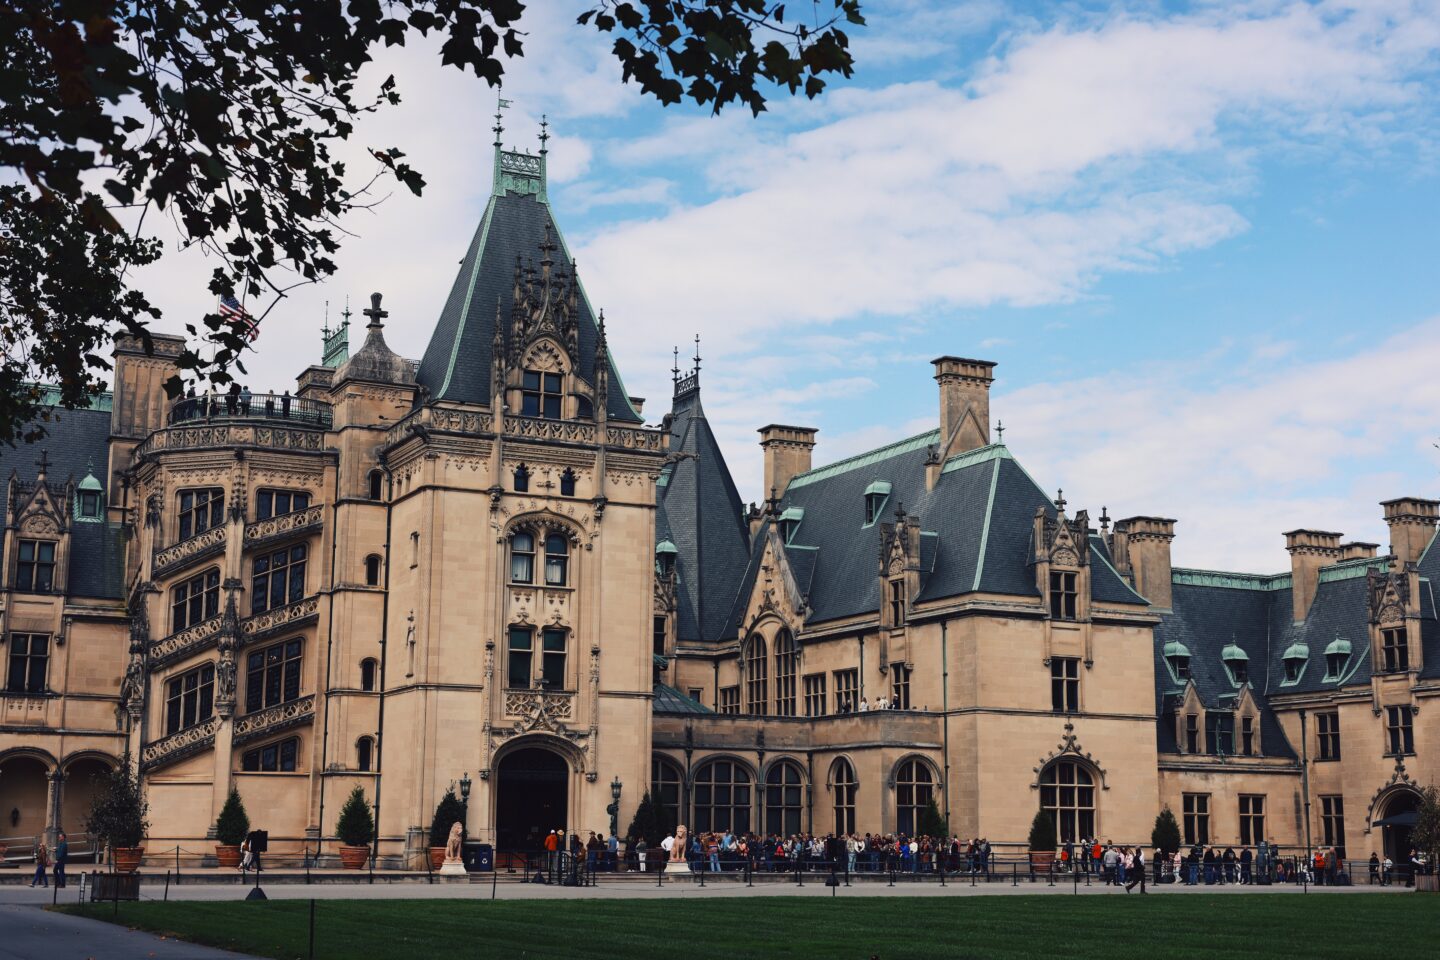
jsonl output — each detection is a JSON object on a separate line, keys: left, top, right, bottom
{"left": 1, "top": 134, "right": 1434, "bottom": 866}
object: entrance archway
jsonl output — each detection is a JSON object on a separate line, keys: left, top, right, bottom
{"left": 1376, "top": 789, "right": 1420, "bottom": 863}
{"left": 60, "top": 757, "right": 114, "bottom": 835}
{"left": 0, "top": 754, "right": 52, "bottom": 847}
{"left": 494, "top": 746, "right": 569, "bottom": 853}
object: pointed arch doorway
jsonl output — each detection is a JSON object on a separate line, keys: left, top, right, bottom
{"left": 494, "top": 746, "right": 569, "bottom": 853}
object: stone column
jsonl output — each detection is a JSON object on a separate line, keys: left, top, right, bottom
{"left": 45, "top": 769, "right": 64, "bottom": 846}
{"left": 211, "top": 586, "right": 242, "bottom": 829}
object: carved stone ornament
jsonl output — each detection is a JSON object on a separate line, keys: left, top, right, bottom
{"left": 1363, "top": 754, "right": 1418, "bottom": 835}
{"left": 1368, "top": 569, "right": 1410, "bottom": 625}
{"left": 1031, "top": 721, "right": 1109, "bottom": 790}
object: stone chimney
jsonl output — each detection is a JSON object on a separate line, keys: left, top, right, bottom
{"left": 1382, "top": 497, "right": 1440, "bottom": 567}
{"left": 1284, "top": 529, "right": 1344, "bottom": 622}
{"left": 1339, "top": 541, "right": 1379, "bottom": 562}
{"left": 1115, "top": 516, "right": 1176, "bottom": 609}
{"left": 933, "top": 357, "right": 995, "bottom": 457}
{"left": 758, "top": 425, "right": 818, "bottom": 498}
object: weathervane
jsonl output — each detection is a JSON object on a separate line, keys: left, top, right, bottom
{"left": 996, "top": 420, "right": 1005, "bottom": 444}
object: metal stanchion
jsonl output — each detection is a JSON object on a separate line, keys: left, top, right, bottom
{"left": 1012, "top": 863, "right": 1018, "bottom": 887}
{"left": 165, "top": 870, "right": 171, "bottom": 901}
{"left": 308, "top": 898, "right": 316, "bottom": 960}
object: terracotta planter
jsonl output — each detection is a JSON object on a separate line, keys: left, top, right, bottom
{"left": 339, "top": 844, "right": 370, "bottom": 870}
{"left": 1029, "top": 850, "right": 1056, "bottom": 873}
{"left": 215, "top": 844, "right": 242, "bottom": 868}
{"left": 429, "top": 847, "right": 446, "bottom": 871}
{"left": 1417, "top": 874, "right": 1439, "bottom": 893}
{"left": 113, "top": 846, "right": 145, "bottom": 874}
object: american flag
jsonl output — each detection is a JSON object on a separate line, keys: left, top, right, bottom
{"left": 219, "top": 294, "right": 260, "bottom": 341}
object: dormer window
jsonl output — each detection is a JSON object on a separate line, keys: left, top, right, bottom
{"left": 656, "top": 540, "right": 677, "bottom": 577}
{"left": 1324, "top": 635, "right": 1351, "bottom": 681}
{"left": 888, "top": 578, "right": 906, "bottom": 627}
{"left": 78, "top": 490, "right": 101, "bottom": 518}
{"left": 560, "top": 469, "right": 577, "bottom": 497}
{"left": 863, "top": 481, "right": 891, "bottom": 525}
{"left": 1184, "top": 713, "right": 1200, "bottom": 753}
{"left": 75, "top": 464, "right": 104, "bottom": 522}
{"left": 1205, "top": 711, "right": 1234, "bottom": 755}
{"left": 1281, "top": 642, "right": 1308, "bottom": 684}
{"left": 1380, "top": 626, "right": 1409, "bottom": 673}
{"left": 1222, "top": 642, "right": 1249, "bottom": 686}
{"left": 778, "top": 507, "right": 803, "bottom": 544}
{"left": 514, "top": 464, "right": 530, "bottom": 493}
{"left": 1048, "top": 570, "right": 1077, "bottom": 620}
{"left": 1163, "top": 640, "right": 1191, "bottom": 682}
{"left": 15, "top": 540, "right": 56, "bottom": 593}
{"left": 521, "top": 370, "right": 562, "bottom": 419}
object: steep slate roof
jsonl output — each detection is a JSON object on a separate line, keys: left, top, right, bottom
{"left": 656, "top": 380, "right": 751, "bottom": 642}
{"left": 653, "top": 682, "right": 715, "bottom": 715}
{"left": 1, "top": 405, "right": 126, "bottom": 600}
{"left": 415, "top": 190, "right": 641, "bottom": 422}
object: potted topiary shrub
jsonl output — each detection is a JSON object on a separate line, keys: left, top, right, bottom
{"left": 87, "top": 756, "right": 149, "bottom": 873}
{"left": 428, "top": 789, "right": 465, "bottom": 871}
{"left": 1027, "top": 810, "right": 1057, "bottom": 875}
{"left": 214, "top": 787, "right": 250, "bottom": 868}
{"left": 336, "top": 786, "right": 374, "bottom": 869}
{"left": 1151, "top": 805, "right": 1181, "bottom": 883}
{"left": 1413, "top": 785, "right": 1440, "bottom": 893}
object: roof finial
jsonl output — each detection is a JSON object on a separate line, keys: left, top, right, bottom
{"left": 539, "top": 114, "right": 549, "bottom": 154}
{"left": 321, "top": 299, "right": 330, "bottom": 339}
{"left": 692, "top": 334, "right": 701, "bottom": 375}
{"left": 996, "top": 420, "right": 1005, "bottom": 445}
{"left": 1055, "top": 488, "right": 1066, "bottom": 513}
{"left": 341, "top": 295, "right": 351, "bottom": 328}
{"left": 1099, "top": 506, "right": 1111, "bottom": 535}
{"left": 494, "top": 94, "right": 510, "bottom": 148}
{"left": 363, "top": 291, "right": 388, "bottom": 330}
{"left": 672, "top": 345, "right": 680, "bottom": 385}
{"left": 35, "top": 449, "right": 50, "bottom": 478}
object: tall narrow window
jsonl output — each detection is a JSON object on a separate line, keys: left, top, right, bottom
{"left": 1386, "top": 706, "right": 1414, "bottom": 755}
{"left": 171, "top": 568, "right": 221, "bottom": 631}
{"left": 1238, "top": 795, "right": 1265, "bottom": 846}
{"left": 895, "top": 760, "right": 935, "bottom": 837}
{"left": 251, "top": 544, "right": 307, "bottom": 615}
{"left": 364, "top": 554, "right": 382, "bottom": 586}
{"left": 1049, "top": 570, "right": 1078, "bottom": 620}
{"left": 834, "top": 669, "right": 858, "bottom": 713}
{"left": 242, "top": 737, "right": 298, "bottom": 772}
{"left": 774, "top": 630, "right": 798, "bottom": 717}
{"left": 177, "top": 488, "right": 225, "bottom": 540}
{"left": 521, "top": 370, "right": 563, "bottom": 419}
{"left": 560, "top": 469, "right": 577, "bottom": 497}
{"left": 360, "top": 658, "right": 377, "bottom": 692}
{"left": 507, "top": 627, "right": 533, "bottom": 689}
{"left": 1241, "top": 715, "right": 1257, "bottom": 756}
{"left": 1320, "top": 795, "right": 1346, "bottom": 851}
{"left": 15, "top": 540, "right": 57, "bottom": 593}
{"left": 509, "top": 533, "right": 535, "bottom": 584}
{"left": 719, "top": 686, "right": 740, "bottom": 715}
{"left": 244, "top": 638, "right": 303, "bottom": 713}
{"left": 764, "top": 761, "right": 804, "bottom": 836}
{"left": 803, "top": 673, "right": 827, "bottom": 717}
{"left": 357, "top": 736, "right": 373, "bottom": 772}
{"left": 1317, "top": 711, "right": 1340, "bottom": 760}
{"left": 1050, "top": 657, "right": 1079, "bottom": 713}
{"left": 513, "top": 464, "right": 530, "bottom": 493}
{"left": 543, "top": 534, "right": 569, "bottom": 586}
{"left": 744, "top": 635, "right": 768, "bottom": 715}
{"left": 256, "top": 490, "right": 310, "bottom": 521}
{"left": 651, "top": 758, "right": 683, "bottom": 832}
{"left": 1182, "top": 793, "right": 1210, "bottom": 845}
{"left": 1381, "top": 627, "right": 1409, "bottom": 673}
{"left": 1039, "top": 760, "right": 1095, "bottom": 844}
{"left": 165, "top": 663, "right": 215, "bottom": 735}
{"left": 890, "top": 662, "right": 911, "bottom": 709}
{"left": 367, "top": 470, "right": 384, "bottom": 501}
{"left": 1184, "top": 713, "right": 1200, "bottom": 753}
{"left": 832, "top": 758, "right": 857, "bottom": 836}
{"left": 5, "top": 634, "right": 49, "bottom": 693}
{"left": 653, "top": 616, "right": 668, "bottom": 658}
{"left": 541, "top": 627, "right": 567, "bottom": 689}
{"left": 888, "top": 579, "right": 906, "bottom": 627}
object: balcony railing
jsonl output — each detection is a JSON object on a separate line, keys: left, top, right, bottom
{"left": 241, "top": 595, "right": 321, "bottom": 645}
{"left": 149, "top": 614, "right": 225, "bottom": 669}
{"left": 152, "top": 525, "right": 226, "bottom": 580}
{"left": 233, "top": 694, "right": 316, "bottom": 746}
{"left": 141, "top": 715, "right": 220, "bottom": 771}
{"left": 169, "top": 392, "right": 332, "bottom": 428}
{"left": 245, "top": 504, "right": 324, "bottom": 547}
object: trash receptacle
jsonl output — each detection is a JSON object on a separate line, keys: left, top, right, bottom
{"left": 463, "top": 842, "right": 494, "bottom": 872}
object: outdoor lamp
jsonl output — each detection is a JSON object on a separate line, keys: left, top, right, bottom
{"left": 459, "top": 772, "right": 472, "bottom": 804}
{"left": 611, "top": 776, "right": 622, "bottom": 801}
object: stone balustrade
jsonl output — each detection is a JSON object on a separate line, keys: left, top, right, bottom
{"left": 244, "top": 504, "right": 324, "bottom": 547}
{"left": 140, "top": 715, "right": 220, "bottom": 771}
{"left": 134, "top": 422, "right": 327, "bottom": 461}
{"left": 152, "top": 526, "right": 226, "bottom": 580}
{"left": 149, "top": 615, "right": 224, "bottom": 669}
{"left": 233, "top": 694, "right": 316, "bottom": 746}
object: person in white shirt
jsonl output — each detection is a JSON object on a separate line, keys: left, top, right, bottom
{"left": 858, "top": 698, "right": 869, "bottom": 712}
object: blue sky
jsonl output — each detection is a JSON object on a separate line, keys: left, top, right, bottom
{"left": 133, "top": 0, "right": 1440, "bottom": 572}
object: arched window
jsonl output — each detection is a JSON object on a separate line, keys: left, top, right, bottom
{"left": 510, "top": 532, "right": 535, "bottom": 583}
{"left": 514, "top": 464, "right": 530, "bottom": 493}
{"left": 831, "top": 758, "right": 857, "bottom": 836}
{"left": 651, "top": 756, "right": 684, "bottom": 834}
{"left": 357, "top": 736, "right": 373, "bottom": 772}
{"left": 692, "top": 759, "right": 751, "bottom": 835}
{"left": 1039, "top": 760, "right": 1095, "bottom": 844}
{"left": 544, "top": 534, "right": 569, "bottom": 586}
{"left": 895, "top": 759, "right": 934, "bottom": 837}
{"left": 773, "top": 630, "right": 798, "bottom": 717}
{"left": 364, "top": 554, "right": 382, "bottom": 586}
{"left": 360, "top": 658, "right": 377, "bottom": 692}
{"left": 764, "top": 761, "right": 804, "bottom": 836}
{"left": 560, "top": 469, "right": 577, "bottom": 497}
{"left": 744, "top": 634, "right": 768, "bottom": 715}
{"left": 367, "top": 470, "right": 384, "bottom": 501}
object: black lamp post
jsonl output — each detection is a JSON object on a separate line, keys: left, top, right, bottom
{"left": 608, "top": 776, "right": 622, "bottom": 838}
{"left": 459, "top": 772, "right": 472, "bottom": 823}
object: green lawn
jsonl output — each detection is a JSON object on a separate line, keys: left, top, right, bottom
{"left": 58, "top": 893, "right": 1435, "bottom": 959}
